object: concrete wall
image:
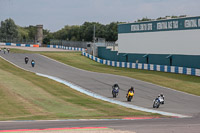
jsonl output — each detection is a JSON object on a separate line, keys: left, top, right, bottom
{"left": 84, "top": 52, "right": 200, "bottom": 77}
{"left": 98, "top": 47, "right": 200, "bottom": 69}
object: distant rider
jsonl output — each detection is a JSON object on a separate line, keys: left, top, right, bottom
{"left": 31, "top": 60, "right": 35, "bottom": 67}
{"left": 127, "top": 86, "right": 134, "bottom": 97}
{"left": 158, "top": 93, "right": 164, "bottom": 104}
{"left": 112, "top": 83, "right": 120, "bottom": 90}
{"left": 25, "top": 56, "right": 29, "bottom": 64}
{"left": 3, "top": 48, "right": 6, "bottom": 54}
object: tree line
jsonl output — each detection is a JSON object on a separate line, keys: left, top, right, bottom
{"left": 43, "top": 21, "right": 120, "bottom": 44}
{"left": 0, "top": 16, "right": 185, "bottom": 44}
{"left": 0, "top": 18, "right": 119, "bottom": 44}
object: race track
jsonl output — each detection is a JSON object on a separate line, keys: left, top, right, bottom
{"left": 0, "top": 52, "right": 200, "bottom": 117}
{"left": 0, "top": 51, "right": 200, "bottom": 132}
{"left": 1, "top": 116, "right": 200, "bottom": 133}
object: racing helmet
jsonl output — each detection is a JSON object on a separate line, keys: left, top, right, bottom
{"left": 130, "top": 86, "right": 134, "bottom": 90}
{"left": 114, "top": 83, "right": 118, "bottom": 87}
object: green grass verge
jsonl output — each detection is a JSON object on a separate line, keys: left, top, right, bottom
{"left": 7, "top": 48, "right": 35, "bottom": 53}
{"left": 39, "top": 52, "right": 200, "bottom": 96}
{"left": 0, "top": 56, "right": 157, "bottom": 121}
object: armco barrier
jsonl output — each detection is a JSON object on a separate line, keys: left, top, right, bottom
{"left": 82, "top": 52, "right": 200, "bottom": 77}
{"left": 0, "top": 43, "right": 83, "bottom": 51}
{"left": 0, "top": 42, "right": 39, "bottom": 47}
{"left": 47, "top": 45, "right": 84, "bottom": 51}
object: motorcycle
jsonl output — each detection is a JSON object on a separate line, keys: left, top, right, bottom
{"left": 112, "top": 86, "right": 119, "bottom": 98}
{"left": 31, "top": 60, "right": 35, "bottom": 67}
{"left": 25, "top": 57, "right": 29, "bottom": 64}
{"left": 153, "top": 98, "right": 160, "bottom": 108}
{"left": 127, "top": 91, "right": 134, "bottom": 102}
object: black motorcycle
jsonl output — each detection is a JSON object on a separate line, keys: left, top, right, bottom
{"left": 25, "top": 57, "right": 29, "bottom": 64}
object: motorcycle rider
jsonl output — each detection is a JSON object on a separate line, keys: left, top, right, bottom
{"left": 112, "top": 83, "right": 120, "bottom": 97}
{"left": 3, "top": 48, "right": 6, "bottom": 54}
{"left": 31, "top": 60, "right": 35, "bottom": 67}
{"left": 25, "top": 56, "right": 29, "bottom": 64}
{"left": 158, "top": 93, "right": 165, "bottom": 104}
{"left": 7, "top": 48, "right": 10, "bottom": 53}
{"left": 112, "top": 83, "right": 120, "bottom": 90}
{"left": 126, "top": 86, "right": 134, "bottom": 97}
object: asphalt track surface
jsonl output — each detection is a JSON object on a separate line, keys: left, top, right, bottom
{"left": 0, "top": 52, "right": 200, "bottom": 132}
{"left": 1, "top": 116, "right": 200, "bottom": 133}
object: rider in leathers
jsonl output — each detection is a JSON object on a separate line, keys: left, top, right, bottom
{"left": 158, "top": 93, "right": 165, "bottom": 104}
{"left": 126, "top": 86, "right": 135, "bottom": 97}
{"left": 25, "top": 56, "right": 29, "bottom": 64}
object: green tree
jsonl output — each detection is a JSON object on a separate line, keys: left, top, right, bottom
{"left": 137, "top": 17, "right": 152, "bottom": 22}
{"left": 24, "top": 25, "right": 37, "bottom": 40}
{"left": 105, "top": 22, "right": 118, "bottom": 41}
{"left": 79, "top": 22, "right": 95, "bottom": 41}
{"left": 0, "top": 18, "right": 19, "bottom": 40}
{"left": 43, "top": 33, "right": 53, "bottom": 44}
{"left": 50, "top": 22, "right": 121, "bottom": 42}
{"left": 42, "top": 29, "right": 52, "bottom": 44}
{"left": 17, "top": 26, "right": 29, "bottom": 40}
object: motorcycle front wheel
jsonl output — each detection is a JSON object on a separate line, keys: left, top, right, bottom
{"left": 127, "top": 96, "right": 132, "bottom": 102}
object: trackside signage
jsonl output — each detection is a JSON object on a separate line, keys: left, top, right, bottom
{"left": 118, "top": 16, "right": 200, "bottom": 33}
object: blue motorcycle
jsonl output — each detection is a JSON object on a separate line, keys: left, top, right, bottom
{"left": 31, "top": 60, "right": 35, "bottom": 67}
{"left": 112, "top": 86, "right": 119, "bottom": 98}
{"left": 153, "top": 97, "right": 160, "bottom": 108}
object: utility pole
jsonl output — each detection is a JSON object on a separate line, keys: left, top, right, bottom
{"left": 93, "top": 24, "right": 95, "bottom": 56}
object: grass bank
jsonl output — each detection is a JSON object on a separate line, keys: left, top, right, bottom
{"left": 40, "top": 52, "right": 200, "bottom": 96}
{"left": 0, "top": 56, "right": 156, "bottom": 121}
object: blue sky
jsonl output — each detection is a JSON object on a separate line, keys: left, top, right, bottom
{"left": 0, "top": 0, "right": 200, "bottom": 32}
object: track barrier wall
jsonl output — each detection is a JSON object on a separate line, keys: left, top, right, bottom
{"left": 0, "top": 42, "right": 39, "bottom": 47}
{"left": 98, "top": 47, "right": 200, "bottom": 69}
{"left": 46, "top": 45, "right": 84, "bottom": 51}
{"left": 82, "top": 52, "right": 200, "bottom": 77}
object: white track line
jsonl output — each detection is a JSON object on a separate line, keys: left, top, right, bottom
{"left": 37, "top": 73, "right": 189, "bottom": 118}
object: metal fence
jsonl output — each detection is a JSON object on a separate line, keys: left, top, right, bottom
{"left": 50, "top": 40, "right": 89, "bottom": 48}
{"left": 0, "top": 37, "right": 118, "bottom": 48}
{"left": 50, "top": 39, "right": 118, "bottom": 49}
{"left": 105, "top": 41, "right": 118, "bottom": 47}
{"left": 0, "top": 38, "right": 35, "bottom": 44}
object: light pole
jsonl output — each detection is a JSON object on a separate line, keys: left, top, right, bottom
{"left": 93, "top": 24, "right": 95, "bottom": 56}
